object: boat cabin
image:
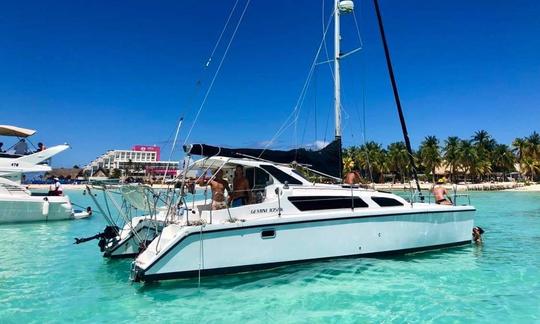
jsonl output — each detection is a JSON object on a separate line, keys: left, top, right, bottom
{"left": 181, "top": 156, "right": 409, "bottom": 224}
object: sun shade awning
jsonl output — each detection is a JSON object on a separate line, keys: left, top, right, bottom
{"left": 184, "top": 139, "right": 342, "bottom": 178}
{"left": 0, "top": 125, "right": 37, "bottom": 137}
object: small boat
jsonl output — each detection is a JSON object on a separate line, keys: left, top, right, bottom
{"left": 73, "top": 207, "right": 93, "bottom": 219}
{"left": 0, "top": 124, "right": 75, "bottom": 223}
{"left": 0, "top": 177, "right": 73, "bottom": 223}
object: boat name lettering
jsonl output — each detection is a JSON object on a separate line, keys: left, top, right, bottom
{"left": 250, "top": 207, "right": 283, "bottom": 214}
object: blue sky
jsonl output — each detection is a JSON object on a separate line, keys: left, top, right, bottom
{"left": 1, "top": 0, "right": 539, "bottom": 167}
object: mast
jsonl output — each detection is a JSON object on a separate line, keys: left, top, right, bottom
{"left": 334, "top": 0, "right": 342, "bottom": 142}
{"left": 334, "top": 0, "right": 353, "bottom": 179}
{"left": 372, "top": 0, "right": 423, "bottom": 200}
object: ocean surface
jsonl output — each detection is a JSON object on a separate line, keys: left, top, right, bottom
{"left": 0, "top": 190, "right": 539, "bottom": 323}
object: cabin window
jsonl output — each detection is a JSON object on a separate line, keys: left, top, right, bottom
{"left": 260, "top": 165, "right": 303, "bottom": 185}
{"left": 244, "top": 167, "right": 272, "bottom": 204}
{"left": 371, "top": 197, "right": 403, "bottom": 207}
{"left": 288, "top": 196, "right": 368, "bottom": 211}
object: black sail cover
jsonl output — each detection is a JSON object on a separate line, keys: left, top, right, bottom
{"left": 184, "top": 139, "right": 342, "bottom": 178}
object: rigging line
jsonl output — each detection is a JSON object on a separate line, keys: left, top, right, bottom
{"left": 361, "top": 47, "right": 374, "bottom": 184}
{"left": 321, "top": 0, "right": 335, "bottom": 81}
{"left": 259, "top": 8, "right": 335, "bottom": 157}
{"left": 162, "top": 118, "right": 184, "bottom": 184}
{"left": 352, "top": 8, "right": 365, "bottom": 50}
{"left": 206, "top": 0, "right": 240, "bottom": 67}
{"left": 162, "top": 2, "right": 239, "bottom": 155}
{"left": 183, "top": 0, "right": 252, "bottom": 145}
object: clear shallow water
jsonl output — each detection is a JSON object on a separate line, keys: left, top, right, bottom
{"left": 0, "top": 191, "right": 539, "bottom": 323}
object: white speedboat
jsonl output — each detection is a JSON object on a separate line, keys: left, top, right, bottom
{"left": 0, "top": 124, "right": 74, "bottom": 223}
{"left": 129, "top": 0, "right": 476, "bottom": 282}
{"left": 0, "top": 177, "right": 73, "bottom": 223}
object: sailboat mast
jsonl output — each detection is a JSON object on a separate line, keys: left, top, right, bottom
{"left": 334, "top": 0, "right": 342, "bottom": 141}
{"left": 372, "top": 0, "right": 423, "bottom": 200}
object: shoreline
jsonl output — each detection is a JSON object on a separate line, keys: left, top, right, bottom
{"left": 25, "top": 181, "right": 540, "bottom": 192}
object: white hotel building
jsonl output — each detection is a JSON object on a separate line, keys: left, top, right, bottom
{"left": 85, "top": 146, "right": 179, "bottom": 178}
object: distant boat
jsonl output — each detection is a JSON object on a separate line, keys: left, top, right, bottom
{"left": 0, "top": 177, "right": 73, "bottom": 223}
{"left": 0, "top": 124, "right": 74, "bottom": 223}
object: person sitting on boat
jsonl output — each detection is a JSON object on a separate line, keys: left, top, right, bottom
{"left": 229, "top": 165, "right": 251, "bottom": 207}
{"left": 49, "top": 177, "right": 64, "bottom": 196}
{"left": 0, "top": 142, "right": 4, "bottom": 153}
{"left": 36, "top": 142, "right": 46, "bottom": 152}
{"left": 432, "top": 178, "right": 452, "bottom": 205}
{"left": 344, "top": 168, "right": 362, "bottom": 185}
{"left": 198, "top": 169, "right": 231, "bottom": 210}
{"left": 14, "top": 139, "right": 28, "bottom": 155}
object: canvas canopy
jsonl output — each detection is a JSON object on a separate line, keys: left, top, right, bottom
{"left": 184, "top": 139, "right": 342, "bottom": 178}
{"left": 0, "top": 125, "right": 36, "bottom": 137}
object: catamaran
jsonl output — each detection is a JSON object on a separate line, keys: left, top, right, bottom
{"left": 0, "top": 124, "right": 74, "bottom": 223}
{"left": 129, "top": 0, "right": 476, "bottom": 282}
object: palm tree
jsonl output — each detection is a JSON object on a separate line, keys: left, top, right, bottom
{"left": 472, "top": 130, "right": 495, "bottom": 181}
{"left": 357, "top": 141, "right": 386, "bottom": 183}
{"left": 526, "top": 131, "right": 540, "bottom": 160}
{"left": 342, "top": 147, "right": 357, "bottom": 174}
{"left": 512, "top": 137, "right": 527, "bottom": 163}
{"left": 386, "top": 142, "right": 410, "bottom": 183}
{"left": 519, "top": 156, "right": 540, "bottom": 181}
{"left": 443, "top": 136, "right": 461, "bottom": 183}
{"left": 491, "top": 144, "right": 516, "bottom": 180}
{"left": 459, "top": 140, "right": 478, "bottom": 183}
{"left": 418, "top": 136, "right": 441, "bottom": 183}
{"left": 472, "top": 130, "right": 496, "bottom": 152}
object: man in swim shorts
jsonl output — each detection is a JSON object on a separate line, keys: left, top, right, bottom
{"left": 432, "top": 178, "right": 452, "bottom": 205}
{"left": 229, "top": 165, "right": 251, "bottom": 207}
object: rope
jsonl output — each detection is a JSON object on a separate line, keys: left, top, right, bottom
{"left": 206, "top": 0, "right": 241, "bottom": 67}
{"left": 157, "top": 0, "right": 242, "bottom": 160}
{"left": 184, "top": 0, "right": 252, "bottom": 145}
{"left": 259, "top": 8, "right": 335, "bottom": 157}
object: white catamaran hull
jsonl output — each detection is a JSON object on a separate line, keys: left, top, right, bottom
{"left": 0, "top": 195, "right": 73, "bottom": 223}
{"left": 104, "top": 217, "right": 165, "bottom": 258}
{"left": 133, "top": 207, "right": 474, "bottom": 281}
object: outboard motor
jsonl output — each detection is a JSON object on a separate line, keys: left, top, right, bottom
{"left": 74, "top": 225, "right": 120, "bottom": 252}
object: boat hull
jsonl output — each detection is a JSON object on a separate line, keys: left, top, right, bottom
{"left": 104, "top": 219, "right": 165, "bottom": 258}
{"left": 133, "top": 208, "right": 475, "bottom": 282}
{"left": 0, "top": 195, "right": 73, "bottom": 223}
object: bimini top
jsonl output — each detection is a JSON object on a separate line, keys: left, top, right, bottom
{"left": 0, "top": 125, "right": 37, "bottom": 137}
{"left": 183, "top": 139, "right": 342, "bottom": 178}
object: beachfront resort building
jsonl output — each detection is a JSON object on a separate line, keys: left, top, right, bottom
{"left": 84, "top": 145, "right": 179, "bottom": 179}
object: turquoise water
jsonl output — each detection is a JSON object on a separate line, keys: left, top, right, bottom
{"left": 1, "top": 191, "right": 539, "bottom": 323}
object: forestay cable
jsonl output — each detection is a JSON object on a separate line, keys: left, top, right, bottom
{"left": 184, "top": 0, "right": 252, "bottom": 145}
